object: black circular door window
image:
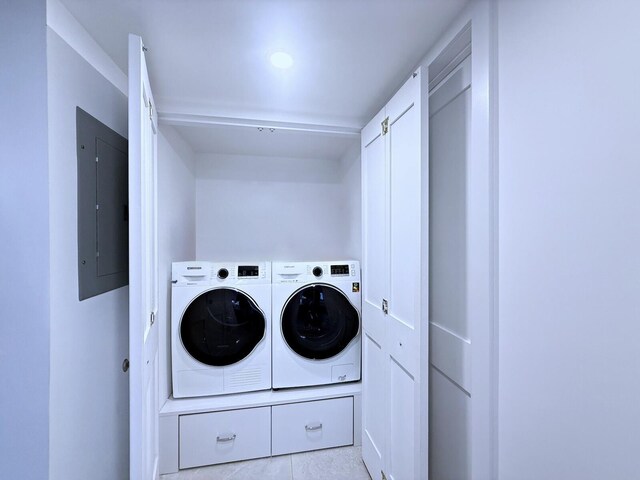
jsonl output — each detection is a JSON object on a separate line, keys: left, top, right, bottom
{"left": 282, "top": 284, "right": 360, "bottom": 360}
{"left": 180, "top": 288, "right": 265, "bottom": 366}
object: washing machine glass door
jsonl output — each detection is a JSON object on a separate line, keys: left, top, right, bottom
{"left": 180, "top": 288, "right": 266, "bottom": 366}
{"left": 281, "top": 284, "right": 359, "bottom": 360}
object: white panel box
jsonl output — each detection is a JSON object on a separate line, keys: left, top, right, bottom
{"left": 271, "top": 397, "right": 354, "bottom": 456}
{"left": 179, "top": 407, "right": 271, "bottom": 469}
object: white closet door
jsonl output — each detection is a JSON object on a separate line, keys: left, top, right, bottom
{"left": 386, "top": 72, "right": 425, "bottom": 480}
{"left": 361, "top": 70, "right": 428, "bottom": 480}
{"left": 128, "top": 33, "right": 160, "bottom": 480}
{"left": 361, "top": 108, "right": 388, "bottom": 479}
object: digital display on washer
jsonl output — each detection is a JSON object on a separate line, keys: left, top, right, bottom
{"left": 331, "top": 264, "right": 350, "bottom": 276}
{"left": 238, "top": 265, "right": 259, "bottom": 277}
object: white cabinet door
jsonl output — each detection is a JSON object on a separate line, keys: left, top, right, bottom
{"left": 180, "top": 408, "right": 271, "bottom": 469}
{"left": 128, "top": 33, "right": 160, "bottom": 480}
{"left": 272, "top": 397, "right": 354, "bottom": 456}
{"left": 361, "top": 70, "right": 428, "bottom": 480}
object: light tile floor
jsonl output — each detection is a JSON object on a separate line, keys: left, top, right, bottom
{"left": 161, "top": 446, "right": 372, "bottom": 480}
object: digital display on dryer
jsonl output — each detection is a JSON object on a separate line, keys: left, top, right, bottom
{"left": 238, "top": 265, "right": 259, "bottom": 277}
{"left": 331, "top": 264, "right": 350, "bottom": 276}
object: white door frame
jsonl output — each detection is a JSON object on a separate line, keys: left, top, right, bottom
{"left": 419, "top": 1, "right": 499, "bottom": 478}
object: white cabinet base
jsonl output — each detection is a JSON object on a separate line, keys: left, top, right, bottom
{"left": 159, "top": 383, "right": 361, "bottom": 474}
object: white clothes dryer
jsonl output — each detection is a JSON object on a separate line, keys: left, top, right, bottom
{"left": 171, "top": 261, "right": 271, "bottom": 398}
{"left": 272, "top": 261, "right": 361, "bottom": 389}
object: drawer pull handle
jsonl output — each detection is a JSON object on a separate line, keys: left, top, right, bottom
{"left": 305, "top": 422, "right": 323, "bottom": 432}
{"left": 216, "top": 433, "right": 236, "bottom": 443}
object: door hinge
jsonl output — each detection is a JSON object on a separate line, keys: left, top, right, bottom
{"left": 381, "top": 470, "right": 387, "bottom": 480}
{"left": 382, "top": 298, "right": 388, "bottom": 314}
{"left": 150, "top": 311, "right": 156, "bottom": 326}
{"left": 149, "top": 101, "right": 153, "bottom": 120}
{"left": 381, "top": 117, "right": 389, "bottom": 135}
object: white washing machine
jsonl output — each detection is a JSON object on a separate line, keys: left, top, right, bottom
{"left": 171, "top": 261, "right": 271, "bottom": 398}
{"left": 272, "top": 260, "right": 361, "bottom": 389}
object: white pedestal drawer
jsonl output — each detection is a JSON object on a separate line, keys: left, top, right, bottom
{"left": 179, "top": 406, "right": 271, "bottom": 469}
{"left": 271, "top": 396, "right": 354, "bottom": 456}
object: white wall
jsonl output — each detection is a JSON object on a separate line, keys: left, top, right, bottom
{"left": 46, "top": 0, "right": 126, "bottom": 94}
{"left": 47, "top": 29, "right": 129, "bottom": 480}
{"left": 196, "top": 152, "right": 360, "bottom": 262}
{"left": 0, "top": 1, "right": 50, "bottom": 478}
{"left": 340, "top": 145, "right": 362, "bottom": 262}
{"left": 157, "top": 125, "right": 197, "bottom": 401}
{"left": 498, "top": 1, "right": 640, "bottom": 478}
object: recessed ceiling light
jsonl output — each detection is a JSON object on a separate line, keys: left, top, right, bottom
{"left": 270, "top": 51, "right": 294, "bottom": 69}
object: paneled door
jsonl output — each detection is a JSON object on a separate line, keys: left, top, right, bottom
{"left": 128, "top": 34, "right": 160, "bottom": 480}
{"left": 361, "top": 106, "right": 388, "bottom": 480}
{"left": 361, "top": 69, "right": 429, "bottom": 480}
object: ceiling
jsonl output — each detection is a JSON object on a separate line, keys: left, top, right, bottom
{"left": 59, "top": 0, "right": 468, "bottom": 128}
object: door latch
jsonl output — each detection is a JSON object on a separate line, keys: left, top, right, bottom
{"left": 382, "top": 298, "right": 388, "bottom": 314}
{"left": 381, "top": 117, "right": 389, "bottom": 136}
{"left": 381, "top": 470, "right": 388, "bottom": 480}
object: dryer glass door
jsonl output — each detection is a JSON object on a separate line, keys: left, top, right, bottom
{"left": 180, "top": 288, "right": 266, "bottom": 366}
{"left": 281, "top": 284, "right": 359, "bottom": 360}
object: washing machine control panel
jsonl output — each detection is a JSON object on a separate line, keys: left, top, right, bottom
{"left": 272, "top": 261, "right": 359, "bottom": 283}
{"left": 172, "top": 261, "right": 270, "bottom": 285}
